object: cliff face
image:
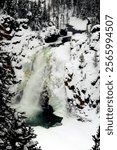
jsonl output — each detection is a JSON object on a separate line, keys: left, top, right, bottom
{"left": 64, "top": 27, "right": 100, "bottom": 120}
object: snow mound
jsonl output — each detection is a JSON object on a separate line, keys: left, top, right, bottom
{"left": 34, "top": 117, "right": 99, "bottom": 150}
{"left": 69, "top": 17, "right": 87, "bottom": 30}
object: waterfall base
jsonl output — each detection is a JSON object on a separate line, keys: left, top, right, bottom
{"left": 26, "top": 111, "right": 63, "bottom": 128}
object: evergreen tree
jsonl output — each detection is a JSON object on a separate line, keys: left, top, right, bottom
{"left": 93, "top": 51, "right": 98, "bottom": 67}
{"left": 80, "top": 0, "right": 89, "bottom": 19}
{"left": 18, "top": 0, "right": 29, "bottom": 18}
{"left": 56, "top": 0, "right": 60, "bottom": 28}
{"left": 80, "top": 0, "right": 100, "bottom": 23}
{"left": 91, "top": 126, "right": 100, "bottom": 150}
{"left": 79, "top": 53, "right": 85, "bottom": 63}
{"left": 66, "top": 0, "right": 72, "bottom": 9}
{"left": 79, "top": 53, "right": 85, "bottom": 75}
{"left": 0, "top": 48, "right": 41, "bottom": 150}
{"left": 0, "top": 0, "right": 6, "bottom": 9}
{"left": 47, "top": 2, "right": 51, "bottom": 23}
{"left": 76, "top": 0, "right": 82, "bottom": 17}
{"left": 72, "top": 0, "right": 77, "bottom": 16}
{"left": 90, "top": 0, "right": 100, "bottom": 24}
{"left": 41, "top": 0, "right": 49, "bottom": 24}
{"left": 4, "top": 0, "right": 16, "bottom": 17}
{"left": 2, "top": 0, "right": 100, "bottom": 30}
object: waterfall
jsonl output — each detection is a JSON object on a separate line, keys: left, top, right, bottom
{"left": 16, "top": 43, "right": 71, "bottom": 119}
{"left": 18, "top": 48, "right": 52, "bottom": 116}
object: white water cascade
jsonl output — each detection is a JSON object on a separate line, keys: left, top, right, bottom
{"left": 16, "top": 43, "right": 71, "bottom": 119}
{"left": 18, "top": 48, "right": 50, "bottom": 116}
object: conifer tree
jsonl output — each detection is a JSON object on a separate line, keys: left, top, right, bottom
{"left": 0, "top": 0, "right": 6, "bottom": 9}
{"left": 66, "top": 0, "right": 72, "bottom": 9}
{"left": 79, "top": 53, "right": 85, "bottom": 75}
{"left": 4, "top": 0, "right": 16, "bottom": 17}
{"left": 17, "top": 0, "right": 29, "bottom": 18}
{"left": 0, "top": 48, "right": 41, "bottom": 150}
{"left": 90, "top": 0, "right": 100, "bottom": 24}
{"left": 93, "top": 51, "right": 98, "bottom": 67}
{"left": 91, "top": 126, "right": 100, "bottom": 150}
{"left": 80, "top": 0, "right": 89, "bottom": 19}
{"left": 41, "top": 0, "right": 48, "bottom": 23}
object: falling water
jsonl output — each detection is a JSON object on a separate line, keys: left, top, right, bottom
{"left": 15, "top": 43, "right": 71, "bottom": 127}
{"left": 18, "top": 48, "right": 52, "bottom": 117}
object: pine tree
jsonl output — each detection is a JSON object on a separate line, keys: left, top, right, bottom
{"left": 56, "top": 0, "right": 60, "bottom": 28}
{"left": 41, "top": 0, "right": 48, "bottom": 23}
{"left": 76, "top": 0, "right": 81, "bottom": 17}
{"left": 66, "top": 0, "right": 72, "bottom": 9}
{"left": 93, "top": 51, "right": 98, "bottom": 67}
{"left": 90, "top": 0, "right": 100, "bottom": 24}
{"left": 0, "top": 0, "right": 6, "bottom": 9}
{"left": 17, "top": 0, "right": 29, "bottom": 18}
{"left": 80, "top": 0, "right": 89, "bottom": 20}
{"left": 0, "top": 48, "right": 41, "bottom": 150}
{"left": 4, "top": 0, "right": 16, "bottom": 17}
{"left": 79, "top": 53, "right": 85, "bottom": 75}
{"left": 72, "top": 0, "right": 76, "bottom": 16}
{"left": 91, "top": 126, "right": 100, "bottom": 150}
{"left": 79, "top": 53, "right": 85, "bottom": 63}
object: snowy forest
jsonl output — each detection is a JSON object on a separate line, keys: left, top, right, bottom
{"left": 0, "top": 0, "right": 100, "bottom": 150}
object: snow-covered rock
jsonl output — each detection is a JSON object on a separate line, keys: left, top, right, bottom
{"left": 64, "top": 28, "right": 100, "bottom": 120}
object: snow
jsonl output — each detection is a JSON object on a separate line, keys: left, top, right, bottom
{"left": 64, "top": 28, "right": 100, "bottom": 118}
{"left": 34, "top": 117, "right": 99, "bottom": 150}
{"left": 69, "top": 17, "right": 87, "bottom": 30}
{"left": 0, "top": 14, "right": 100, "bottom": 150}
{"left": 2, "top": 17, "right": 100, "bottom": 121}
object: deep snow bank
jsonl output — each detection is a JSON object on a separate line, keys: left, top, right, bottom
{"left": 34, "top": 117, "right": 99, "bottom": 150}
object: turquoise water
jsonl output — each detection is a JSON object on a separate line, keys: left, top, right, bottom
{"left": 26, "top": 111, "right": 63, "bottom": 128}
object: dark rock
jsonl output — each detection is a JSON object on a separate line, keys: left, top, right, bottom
{"left": 45, "top": 34, "right": 59, "bottom": 43}
{"left": 12, "top": 41, "right": 21, "bottom": 45}
{"left": 15, "top": 91, "right": 23, "bottom": 103}
{"left": 91, "top": 26, "right": 100, "bottom": 34}
{"left": 67, "top": 24, "right": 86, "bottom": 34}
{"left": 76, "top": 104, "right": 84, "bottom": 109}
{"left": 96, "top": 100, "right": 100, "bottom": 105}
{"left": 68, "top": 73, "right": 73, "bottom": 79}
{"left": 82, "top": 89, "right": 86, "bottom": 94}
{"left": 62, "top": 36, "right": 71, "bottom": 44}
{"left": 39, "top": 88, "right": 49, "bottom": 109}
{"left": 69, "top": 85, "right": 75, "bottom": 91}
{"left": 76, "top": 88, "right": 81, "bottom": 96}
{"left": 90, "top": 46, "right": 96, "bottom": 51}
{"left": 64, "top": 81, "right": 68, "bottom": 86}
{"left": 91, "top": 76, "right": 100, "bottom": 86}
{"left": 22, "top": 24, "right": 28, "bottom": 29}
{"left": 43, "top": 105, "right": 54, "bottom": 115}
{"left": 93, "top": 104, "right": 96, "bottom": 108}
{"left": 15, "top": 66, "right": 22, "bottom": 70}
{"left": 67, "top": 98, "right": 73, "bottom": 102}
{"left": 85, "top": 97, "right": 90, "bottom": 104}
{"left": 79, "top": 65, "right": 84, "bottom": 69}
{"left": 60, "top": 28, "right": 67, "bottom": 36}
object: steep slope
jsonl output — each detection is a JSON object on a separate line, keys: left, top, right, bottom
{"left": 64, "top": 28, "right": 100, "bottom": 120}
